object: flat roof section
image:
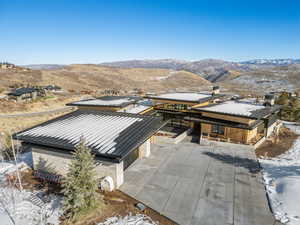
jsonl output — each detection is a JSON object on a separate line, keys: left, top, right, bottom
{"left": 147, "top": 92, "right": 215, "bottom": 103}
{"left": 67, "top": 96, "right": 142, "bottom": 108}
{"left": 123, "top": 99, "right": 154, "bottom": 114}
{"left": 194, "top": 100, "right": 281, "bottom": 119}
{"left": 14, "top": 110, "right": 165, "bottom": 162}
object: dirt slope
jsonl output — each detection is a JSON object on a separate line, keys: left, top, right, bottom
{"left": 0, "top": 64, "right": 211, "bottom": 92}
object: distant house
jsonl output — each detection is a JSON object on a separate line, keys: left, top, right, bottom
{"left": 44, "top": 85, "right": 62, "bottom": 92}
{"left": 8, "top": 87, "right": 38, "bottom": 102}
{"left": 14, "top": 110, "right": 165, "bottom": 188}
{"left": 0, "top": 62, "right": 15, "bottom": 69}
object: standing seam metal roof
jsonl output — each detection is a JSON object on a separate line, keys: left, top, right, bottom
{"left": 14, "top": 110, "right": 165, "bottom": 162}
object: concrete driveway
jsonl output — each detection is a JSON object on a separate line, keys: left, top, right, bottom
{"left": 120, "top": 140, "right": 278, "bottom": 225}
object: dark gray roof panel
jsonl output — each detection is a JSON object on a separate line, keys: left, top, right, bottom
{"left": 14, "top": 110, "right": 165, "bottom": 162}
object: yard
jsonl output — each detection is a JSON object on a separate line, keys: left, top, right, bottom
{"left": 259, "top": 122, "right": 300, "bottom": 225}
{"left": 0, "top": 152, "right": 173, "bottom": 225}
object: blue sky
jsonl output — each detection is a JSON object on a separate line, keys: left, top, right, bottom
{"left": 1, "top": 0, "right": 300, "bottom": 64}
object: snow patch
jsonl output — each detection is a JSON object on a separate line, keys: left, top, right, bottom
{"left": 199, "top": 100, "right": 265, "bottom": 116}
{"left": 98, "top": 214, "right": 157, "bottom": 225}
{"left": 151, "top": 92, "right": 211, "bottom": 102}
{"left": 259, "top": 123, "right": 300, "bottom": 224}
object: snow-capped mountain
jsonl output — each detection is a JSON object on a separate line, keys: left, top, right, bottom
{"left": 240, "top": 59, "right": 300, "bottom": 66}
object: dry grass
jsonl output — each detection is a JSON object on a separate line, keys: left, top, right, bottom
{"left": 0, "top": 65, "right": 210, "bottom": 94}
{"left": 0, "top": 95, "right": 81, "bottom": 114}
{"left": 0, "top": 111, "right": 71, "bottom": 134}
{"left": 256, "top": 127, "right": 299, "bottom": 158}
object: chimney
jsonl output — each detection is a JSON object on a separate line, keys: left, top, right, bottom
{"left": 264, "top": 94, "right": 275, "bottom": 106}
{"left": 212, "top": 86, "right": 220, "bottom": 95}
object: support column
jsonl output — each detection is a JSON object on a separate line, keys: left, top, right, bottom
{"left": 138, "top": 139, "right": 151, "bottom": 158}
{"left": 115, "top": 161, "right": 124, "bottom": 188}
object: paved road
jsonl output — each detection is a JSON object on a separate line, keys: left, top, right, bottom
{"left": 120, "top": 140, "right": 280, "bottom": 225}
{"left": 0, "top": 106, "right": 74, "bottom": 118}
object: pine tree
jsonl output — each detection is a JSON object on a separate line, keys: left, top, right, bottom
{"left": 61, "top": 139, "right": 101, "bottom": 220}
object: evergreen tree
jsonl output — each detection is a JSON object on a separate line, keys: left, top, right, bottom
{"left": 61, "top": 139, "right": 101, "bottom": 220}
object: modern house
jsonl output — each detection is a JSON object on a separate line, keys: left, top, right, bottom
{"left": 8, "top": 87, "right": 38, "bottom": 102}
{"left": 189, "top": 99, "right": 281, "bottom": 145}
{"left": 147, "top": 90, "right": 281, "bottom": 146}
{"left": 14, "top": 110, "right": 165, "bottom": 188}
{"left": 146, "top": 89, "right": 226, "bottom": 128}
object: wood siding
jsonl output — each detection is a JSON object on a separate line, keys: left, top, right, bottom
{"left": 201, "top": 111, "right": 255, "bottom": 125}
{"left": 200, "top": 123, "right": 258, "bottom": 144}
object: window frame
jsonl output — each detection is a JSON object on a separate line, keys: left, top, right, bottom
{"left": 211, "top": 124, "right": 225, "bottom": 135}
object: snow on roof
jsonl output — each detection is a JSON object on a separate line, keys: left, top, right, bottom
{"left": 68, "top": 98, "right": 135, "bottom": 107}
{"left": 149, "top": 92, "right": 212, "bottom": 102}
{"left": 125, "top": 105, "right": 151, "bottom": 114}
{"left": 197, "top": 100, "right": 266, "bottom": 117}
{"left": 14, "top": 111, "right": 164, "bottom": 161}
{"left": 123, "top": 100, "right": 153, "bottom": 114}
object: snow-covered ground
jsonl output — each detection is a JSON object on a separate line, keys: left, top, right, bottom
{"left": 98, "top": 214, "right": 157, "bottom": 225}
{"left": 0, "top": 152, "right": 62, "bottom": 225}
{"left": 259, "top": 122, "right": 300, "bottom": 224}
{"left": 0, "top": 152, "right": 156, "bottom": 225}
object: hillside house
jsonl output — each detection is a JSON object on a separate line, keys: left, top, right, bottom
{"left": 44, "top": 85, "right": 62, "bottom": 92}
{"left": 0, "top": 62, "right": 15, "bottom": 69}
{"left": 8, "top": 87, "right": 38, "bottom": 102}
{"left": 14, "top": 110, "right": 165, "bottom": 188}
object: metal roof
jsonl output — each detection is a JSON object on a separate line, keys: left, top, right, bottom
{"left": 14, "top": 110, "right": 165, "bottom": 162}
{"left": 146, "top": 92, "right": 223, "bottom": 103}
{"left": 66, "top": 96, "right": 142, "bottom": 108}
{"left": 8, "top": 87, "right": 36, "bottom": 96}
{"left": 194, "top": 100, "right": 281, "bottom": 119}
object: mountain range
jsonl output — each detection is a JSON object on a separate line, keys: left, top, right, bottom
{"left": 20, "top": 58, "right": 300, "bottom": 94}
{"left": 100, "top": 58, "right": 300, "bottom": 82}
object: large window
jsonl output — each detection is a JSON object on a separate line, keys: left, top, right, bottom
{"left": 212, "top": 124, "right": 225, "bottom": 135}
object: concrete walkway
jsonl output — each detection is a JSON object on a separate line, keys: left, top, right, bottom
{"left": 120, "top": 141, "right": 279, "bottom": 225}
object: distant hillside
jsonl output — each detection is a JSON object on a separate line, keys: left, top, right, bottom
{"left": 218, "top": 64, "right": 300, "bottom": 94}
{"left": 99, "top": 58, "right": 300, "bottom": 93}
{"left": 100, "top": 58, "right": 253, "bottom": 82}
{"left": 23, "top": 64, "right": 66, "bottom": 70}
{"left": 101, "top": 59, "right": 187, "bottom": 70}
{"left": 0, "top": 64, "right": 211, "bottom": 93}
